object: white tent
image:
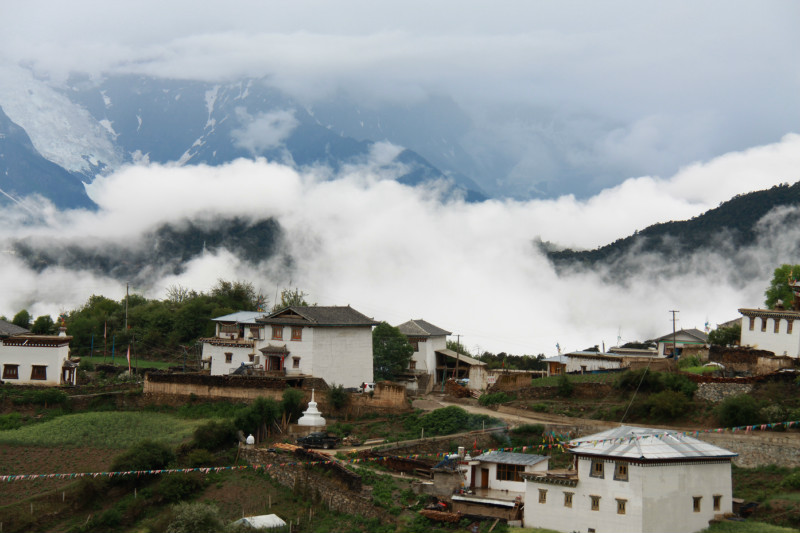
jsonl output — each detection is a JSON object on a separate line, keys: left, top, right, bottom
{"left": 231, "top": 514, "right": 287, "bottom": 529}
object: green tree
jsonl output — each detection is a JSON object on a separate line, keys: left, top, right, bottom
{"left": 11, "top": 309, "right": 31, "bottom": 329}
{"left": 765, "top": 264, "right": 800, "bottom": 309}
{"left": 31, "top": 315, "right": 56, "bottom": 335}
{"left": 446, "top": 339, "right": 472, "bottom": 357}
{"left": 327, "top": 384, "right": 351, "bottom": 411}
{"left": 210, "top": 279, "right": 258, "bottom": 311}
{"left": 708, "top": 323, "right": 741, "bottom": 346}
{"left": 234, "top": 397, "right": 282, "bottom": 441}
{"left": 272, "top": 287, "right": 313, "bottom": 311}
{"left": 715, "top": 394, "right": 762, "bottom": 427}
{"left": 281, "top": 388, "right": 305, "bottom": 423}
{"left": 372, "top": 322, "right": 414, "bottom": 381}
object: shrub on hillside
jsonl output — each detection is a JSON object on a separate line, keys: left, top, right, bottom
{"left": 614, "top": 369, "right": 664, "bottom": 393}
{"left": 478, "top": 392, "right": 515, "bottom": 406}
{"left": 660, "top": 373, "right": 697, "bottom": 398}
{"left": 0, "top": 412, "right": 23, "bottom": 430}
{"left": 642, "top": 390, "right": 692, "bottom": 421}
{"left": 556, "top": 373, "right": 574, "bottom": 397}
{"left": 111, "top": 440, "right": 175, "bottom": 474}
{"left": 234, "top": 396, "right": 281, "bottom": 439}
{"left": 156, "top": 473, "right": 206, "bottom": 503}
{"left": 716, "top": 394, "right": 762, "bottom": 428}
{"left": 190, "top": 419, "right": 238, "bottom": 452}
{"left": 327, "top": 384, "right": 351, "bottom": 411}
{"left": 281, "top": 388, "right": 305, "bottom": 423}
{"left": 166, "top": 502, "right": 224, "bottom": 533}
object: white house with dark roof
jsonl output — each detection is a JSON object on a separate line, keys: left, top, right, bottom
{"left": 202, "top": 306, "right": 379, "bottom": 387}
{"left": 654, "top": 328, "right": 708, "bottom": 357}
{"left": 523, "top": 426, "right": 736, "bottom": 533}
{"left": 0, "top": 321, "right": 76, "bottom": 386}
{"left": 396, "top": 319, "right": 451, "bottom": 378}
{"left": 739, "top": 307, "right": 800, "bottom": 357}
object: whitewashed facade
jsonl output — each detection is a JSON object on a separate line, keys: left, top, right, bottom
{"left": 464, "top": 452, "right": 549, "bottom": 493}
{"left": 0, "top": 333, "right": 75, "bottom": 386}
{"left": 654, "top": 329, "right": 708, "bottom": 357}
{"left": 396, "top": 319, "right": 450, "bottom": 379}
{"left": 739, "top": 308, "right": 800, "bottom": 357}
{"left": 523, "top": 426, "right": 735, "bottom": 533}
{"left": 202, "top": 306, "right": 378, "bottom": 387}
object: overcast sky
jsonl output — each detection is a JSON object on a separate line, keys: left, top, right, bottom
{"left": 1, "top": 0, "right": 798, "bottom": 197}
{"left": 1, "top": 1, "right": 799, "bottom": 355}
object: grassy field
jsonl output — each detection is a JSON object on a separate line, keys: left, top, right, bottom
{"left": 0, "top": 411, "right": 205, "bottom": 448}
{"left": 529, "top": 373, "right": 619, "bottom": 387}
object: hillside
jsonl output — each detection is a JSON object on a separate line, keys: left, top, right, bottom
{"left": 546, "top": 181, "right": 800, "bottom": 270}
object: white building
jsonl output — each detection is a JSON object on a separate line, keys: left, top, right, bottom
{"left": 654, "top": 329, "right": 708, "bottom": 357}
{"left": 396, "top": 319, "right": 450, "bottom": 378}
{"left": 202, "top": 306, "right": 378, "bottom": 388}
{"left": 523, "top": 426, "right": 736, "bottom": 533}
{"left": 739, "top": 308, "right": 800, "bottom": 357}
{"left": 0, "top": 320, "right": 76, "bottom": 386}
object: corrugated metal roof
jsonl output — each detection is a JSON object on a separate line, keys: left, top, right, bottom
{"left": 472, "top": 451, "right": 548, "bottom": 466}
{"left": 569, "top": 426, "right": 737, "bottom": 460}
{"left": 211, "top": 311, "right": 267, "bottom": 323}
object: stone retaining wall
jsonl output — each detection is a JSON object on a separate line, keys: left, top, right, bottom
{"left": 695, "top": 382, "right": 753, "bottom": 403}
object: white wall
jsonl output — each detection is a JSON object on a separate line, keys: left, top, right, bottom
{"left": 0, "top": 343, "right": 70, "bottom": 386}
{"left": 410, "top": 334, "right": 447, "bottom": 377}
{"left": 741, "top": 316, "right": 800, "bottom": 357}
{"left": 308, "top": 327, "right": 373, "bottom": 388}
{"left": 205, "top": 343, "right": 255, "bottom": 376}
{"left": 466, "top": 460, "right": 548, "bottom": 492}
{"left": 524, "top": 457, "right": 732, "bottom": 533}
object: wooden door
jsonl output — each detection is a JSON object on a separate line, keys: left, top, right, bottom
{"left": 481, "top": 468, "right": 489, "bottom": 488}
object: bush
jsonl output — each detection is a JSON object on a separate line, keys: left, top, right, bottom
{"left": 660, "top": 373, "right": 697, "bottom": 398}
{"left": 556, "top": 374, "right": 574, "bottom": 397}
{"left": 0, "top": 413, "right": 23, "bottom": 430}
{"left": 156, "top": 473, "right": 206, "bottom": 503}
{"left": 614, "top": 369, "right": 663, "bottom": 393}
{"left": 282, "top": 388, "right": 305, "bottom": 423}
{"left": 716, "top": 394, "right": 762, "bottom": 428}
{"left": 529, "top": 403, "right": 548, "bottom": 412}
{"left": 234, "top": 396, "right": 281, "bottom": 438}
{"left": 166, "top": 502, "right": 224, "bottom": 533}
{"left": 478, "top": 392, "right": 515, "bottom": 406}
{"left": 327, "top": 384, "right": 351, "bottom": 411}
{"left": 185, "top": 448, "right": 217, "bottom": 467}
{"left": 190, "top": 419, "right": 238, "bottom": 451}
{"left": 643, "top": 390, "right": 692, "bottom": 421}
{"left": 11, "top": 389, "right": 68, "bottom": 406}
{"left": 781, "top": 472, "right": 800, "bottom": 490}
{"left": 111, "top": 440, "right": 175, "bottom": 474}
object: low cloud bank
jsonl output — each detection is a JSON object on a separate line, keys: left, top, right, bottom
{"left": 1, "top": 134, "right": 799, "bottom": 354}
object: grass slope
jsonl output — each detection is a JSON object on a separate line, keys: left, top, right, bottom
{"left": 0, "top": 411, "right": 204, "bottom": 449}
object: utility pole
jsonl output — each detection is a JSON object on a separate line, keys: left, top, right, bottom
{"left": 124, "top": 283, "right": 129, "bottom": 331}
{"left": 454, "top": 334, "right": 460, "bottom": 380}
{"left": 669, "top": 310, "right": 679, "bottom": 358}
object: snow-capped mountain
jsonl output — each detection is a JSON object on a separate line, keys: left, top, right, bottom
{"left": 0, "top": 65, "right": 486, "bottom": 208}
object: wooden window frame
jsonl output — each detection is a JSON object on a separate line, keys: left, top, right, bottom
{"left": 788, "top": 320, "right": 794, "bottom": 334}
{"left": 563, "top": 491, "right": 573, "bottom": 508}
{"left": 614, "top": 462, "right": 628, "bottom": 481}
{"left": 272, "top": 326, "right": 283, "bottom": 340}
{"left": 590, "top": 460, "right": 604, "bottom": 478}
{"left": 538, "top": 489, "right": 547, "bottom": 504}
{"left": 761, "top": 318, "right": 767, "bottom": 332}
{"left": 291, "top": 327, "right": 302, "bottom": 341}
{"left": 495, "top": 463, "right": 524, "bottom": 482}
{"left": 713, "top": 494, "right": 721, "bottom": 511}
{"left": 748, "top": 317, "right": 755, "bottom": 331}
{"left": 225, "top": 352, "right": 233, "bottom": 364}
{"left": 693, "top": 496, "right": 702, "bottom": 512}
{"left": 775, "top": 319, "right": 781, "bottom": 333}
{"left": 590, "top": 495, "right": 600, "bottom": 511}
{"left": 30, "top": 365, "right": 47, "bottom": 381}
{"left": 616, "top": 498, "right": 627, "bottom": 515}
{"left": 292, "top": 357, "right": 300, "bottom": 369}
{"left": 2, "top": 364, "right": 19, "bottom": 380}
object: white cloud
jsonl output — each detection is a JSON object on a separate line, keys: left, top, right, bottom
{"left": 1, "top": 135, "right": 798, "bottom": 354}
{"left": 231, "top": 108, "right": 299, "bottom": 154}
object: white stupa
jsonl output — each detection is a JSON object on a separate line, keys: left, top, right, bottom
{"left": 297, "top": 389, "right": 326, "bottom": 427}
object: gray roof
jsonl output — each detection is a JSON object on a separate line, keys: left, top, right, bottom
{"left": 473, "top": 451, "right": 548, "bottom": 466}
{"left": 435, "top": 348, "right": 485, "bottom": 366}
{"left": 211, "top": 311, "right": 268, "bottom": 323}
{"left": 653, "top": 328, "right": 708, "bottom": 343}
{"left": 258, "top": 306, "right": 379, "bottom": 327}
{"left": 0, "top": 319, "right": 29, "bottom": 338}
{"left": 396, "top": 319, "right": 451, "bottom": 337}
{"left": 569, "top": 426, "right": 736, "bottom": 461}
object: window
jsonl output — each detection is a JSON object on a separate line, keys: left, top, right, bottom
{"left": 761, "top": 318, "right": 767, "bottom": 332}
{"left": 2, "top": 364, "right": 19, "bottom": 379}
{"left": 248, "top": 353, "right": 255, "bottom": 362}
{"left": 249, "top": 327, "right": 260, "bottom": 340}
{"left": 538, "top": 489, "right": 547, "bottom": 504}
{"left": 590, "top": 460, "right": 604, "bottom": 478}
{"left": 614, "top": 462, "right": 628, "bottom": 481}
{"left": 713, "top": 494, "right": 721, "bottom": 511}
{"left": 496, "top": 463, "right": 524, "bottom": 482}
{"left": 292, "top": 357, "right": 300, "bottom": 369}
{"left": 291, "top": 327, "right": 302, "bottom": 341}
{"left": 30, "top": 365, "right": 47, "bottom": 381}
{"left": 225, "top": 352, "right": 233, "bottom": 364}
{"left": 590, "top": 495, "right": 600, "bottom": 511}
{"left": 775, "top": 319, "right": 781, "bottom": 333}
{"left": 693, "top": 496, "right": 702, "bottom": 512}
{"left": 410, "top": 340, "right": 419, "bottom": 351}
{"left": 272, "top": 326, "right": 283, "bottom": 340}
{"left": 616, "top": 498, "right": 627, "bottom": 515}
{"left": 748, "top": 317, "right": 755, "bottom": 331}
{"left": 409, "top": 360, "right": 416, "bottom": 370}
{"left": 563, "top": 492, "right": 573, "bottom": 508}
{"left": 788, "top": 320, "right": 794, "bottom": 334}
{"left": 220, "top": 323, "right": 238, "bottom": 335}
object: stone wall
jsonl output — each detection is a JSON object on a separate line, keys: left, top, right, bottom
{"left": 699, "top": 432, "right": 800, "bottom": 468}
{"left": 695, "top": 382, "right": 753, "bottom": 403}
{"left": 351, "top": 381, "right": 408, "bottom": 409}
{"left": 239, "top": 446, "right": 388, "bottom": 520}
